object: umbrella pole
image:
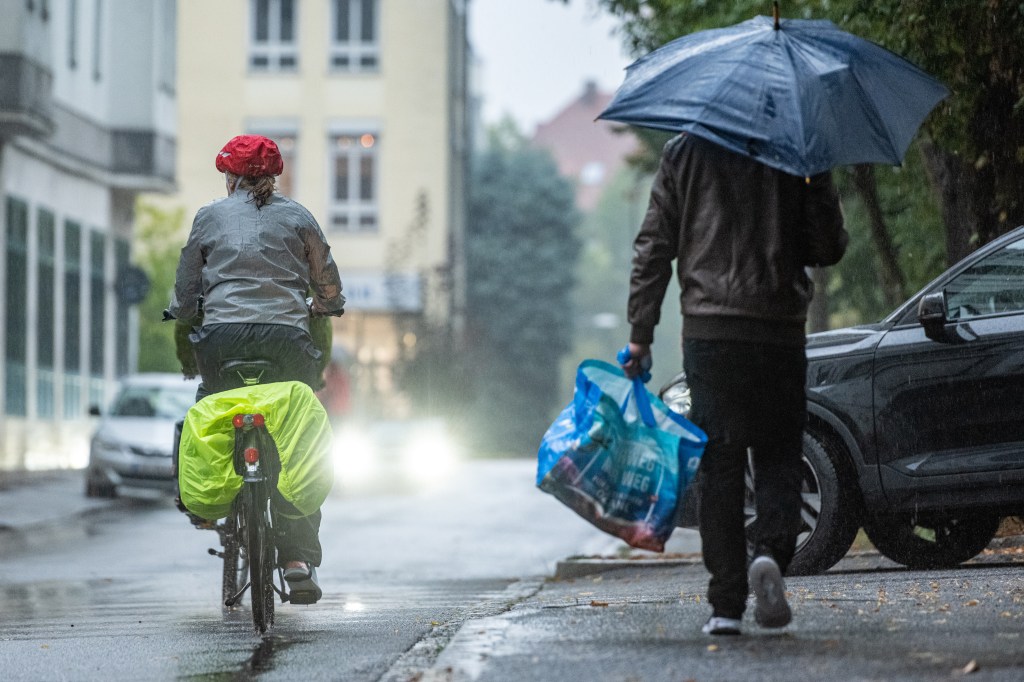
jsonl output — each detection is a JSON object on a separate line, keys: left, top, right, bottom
{"left": 773, "top": 1, "right": 780, "bottom": 30}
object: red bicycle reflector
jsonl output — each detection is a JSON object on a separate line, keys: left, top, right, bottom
{"left": 244, "top": 447, "right": 259, "bottom": 464}
{"left": 252, "top": 413, "right": 265, "bottom": 428}
{"left": 232, "top": 414, "right": 245, "bottom": 429}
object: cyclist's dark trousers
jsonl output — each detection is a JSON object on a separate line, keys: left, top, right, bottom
{"left": 274, "top": 502, "right": 323, "bottom": 567}
{"left": 683, "top": 338, "right": 807, "bottom": 620}
{"left": 191, "top": 322, "right": 325, "bottom": 567}
{"left": 190, "top": 322, "right": 321, "bottom": 399}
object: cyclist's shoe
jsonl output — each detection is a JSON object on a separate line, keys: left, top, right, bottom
{"left": 285, "top": 562, "right": 321, "bottom": 605}
{"left": 283, "top": 561, "right": 312, "bottom": 581}
{"left": 702, "top": 615, "right": 742, "bottom": 636}
{"left": 174, "top": 495, "right": 217, "bottom": 530}
{"left": 749, "top": 555, "right": 791, "bottom": 628}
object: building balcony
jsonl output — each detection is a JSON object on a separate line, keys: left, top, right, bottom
{"left": 0, "top": 54, "right": 55, "bottom": 139}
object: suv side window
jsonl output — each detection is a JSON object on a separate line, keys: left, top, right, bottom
{"left": 945, "top": 236, "right": 1024, "bottom": 320}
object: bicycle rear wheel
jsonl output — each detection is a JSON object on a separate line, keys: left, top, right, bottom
{"left": 243, "top": 482, "right": 275, "bottom": 633}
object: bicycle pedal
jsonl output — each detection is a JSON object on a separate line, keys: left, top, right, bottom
{"left": 288, "top": 589, "right": 321, "bottom": 605}
{"left": 285, "top": 569, "right": 322, "bottom": 605}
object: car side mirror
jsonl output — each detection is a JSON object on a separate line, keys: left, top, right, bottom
{"left": 918, "top": 291, "right": 949, "bottom": 341}
{"left": 88, "top": 405, "right": 102, "bottom": 417}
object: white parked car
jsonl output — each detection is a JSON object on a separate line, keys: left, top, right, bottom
{"left": 85, "top": 373, "right": 200, "bottom": 498}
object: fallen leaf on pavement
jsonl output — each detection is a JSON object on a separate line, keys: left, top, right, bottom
{"left": 590, "top": 600, "right": 609, "bottom": 607}
{"left": 707, "top": 644, "right": 719, "bottom": 652}
{"left": 965, "top": 599, "right": 980, "bottom": 607}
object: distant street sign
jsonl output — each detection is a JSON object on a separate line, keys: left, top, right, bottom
{"left": 116, "top": 265, "right": 151, "bottom": 305}
{"left": 342, "top": 271, "right": 423, "bottom": 312}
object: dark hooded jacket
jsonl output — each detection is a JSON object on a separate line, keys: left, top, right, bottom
{"left": 628, "top": 134, "right": 847, "bottom": 347}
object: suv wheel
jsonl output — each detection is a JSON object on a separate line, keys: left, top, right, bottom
{"left": 745, "top": 432, "right": 861, "bottom": 576}
{"left": 863, "top": 512, "right": 1000, "bottom": 569}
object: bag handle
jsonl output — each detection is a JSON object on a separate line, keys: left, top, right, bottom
{"left": 630, "top": 377, "right": 658, "bottom": 428}
{"left": 616, "top": 345, "right": 657, "bottom": 428}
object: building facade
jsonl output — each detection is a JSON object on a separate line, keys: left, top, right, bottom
{"left": 169, "top": 0, "right": 469, "bottom": 416}
{"left": 532, "top": 80, "right": 637, "bottom": 213}
{"left": 0, "top": 0, "right": 177, "bottom": 469}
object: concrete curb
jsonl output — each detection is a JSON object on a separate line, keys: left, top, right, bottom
{"left": 552, "top": 534, "right": 1024, "bottom": 581}
{"left": 553, "top": 556, "right": 702, "bottom": 580}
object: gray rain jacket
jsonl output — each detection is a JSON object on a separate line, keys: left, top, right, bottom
{"left": 168, "top": 192, "right": 345, "bottom": 333}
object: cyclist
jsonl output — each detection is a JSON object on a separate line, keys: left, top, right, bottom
{"left": 167, "top": 134, "right": 345, "bottom": 603}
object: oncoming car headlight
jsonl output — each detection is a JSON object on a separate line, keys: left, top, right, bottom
{"left": 332, "top": 427, "right": 377, "bottom": 483}
{"left": 401, "top": 422, "right": 460, "bottom": 484}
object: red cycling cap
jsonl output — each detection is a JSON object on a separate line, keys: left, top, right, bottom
{"left": 215, "top": 135, "right": 284, "bottom": 177}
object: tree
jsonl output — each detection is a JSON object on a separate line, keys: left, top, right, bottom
{"left": 463, "top": 121, "right": 582, "bottom": 452}
{"left": 568, "top": 0, "right": 961, "bottom": 325}
{"left": 134, "top": 202, "right": 187, "bottom": 373}
{"left": 842, "top": 1, "right": 1024, "bottom": 261}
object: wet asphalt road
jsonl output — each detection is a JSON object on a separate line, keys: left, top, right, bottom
{"left": 0, "top": 459, "right": 609, "bottom": 681}
{"left": 5, "top": 459, "right": 1024, "bottom": 681}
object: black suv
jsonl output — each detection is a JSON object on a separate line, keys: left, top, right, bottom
{"left": 663, "top": 224, "right": 1024, "bottom": 574}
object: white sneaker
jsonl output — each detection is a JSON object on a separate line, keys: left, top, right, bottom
{"left": 702, "top": 616, "right": 742, "bottom": 635}
{"left": 749, "top": 555, "right": 791, "bottom": 628}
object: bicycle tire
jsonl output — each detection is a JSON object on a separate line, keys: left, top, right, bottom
{"left": 221, "top": 512, "right": 248, "bottom": 607}
{"left": 244, "top": 481, "right": 276, "bottom": 633}
{"left": 221, "top": 514, "right": 239, "bottom": 604}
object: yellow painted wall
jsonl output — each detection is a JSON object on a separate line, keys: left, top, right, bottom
{"left": 171, "top": 0, "right": 455, "bottom": 293}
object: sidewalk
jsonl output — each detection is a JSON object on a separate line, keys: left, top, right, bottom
{"left": 414, "top": 528, "right": 1024, "bottom": 681}
{"left": 421, "top": 555, "right": 1024, "bottom": 682}
{"left": 0, "top": 469, "right": 129, "bottom": 554}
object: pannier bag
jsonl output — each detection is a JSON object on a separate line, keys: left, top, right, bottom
{"left": 178, "top": 381, "right": 334, "bottom": 520}
{"left": 537, "top": 360, "right": 706, "bottom": 552}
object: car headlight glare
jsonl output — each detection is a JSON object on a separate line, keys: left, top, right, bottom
{"left": 333, "top": 428, "right": 376, "bottom": 482}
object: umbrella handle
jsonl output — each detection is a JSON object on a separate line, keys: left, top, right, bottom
{"left": 773, "top": 1, "right": 780, "bottom": 30}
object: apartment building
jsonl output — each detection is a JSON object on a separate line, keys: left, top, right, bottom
{"left": 170, "top": 0, "right": 470, "bottom": 413}
{"left": 0, "top": 0, "right": 178, "bottom": 468}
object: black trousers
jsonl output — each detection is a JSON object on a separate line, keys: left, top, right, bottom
{"left": 192, "top": 322, "right": 324, "bottom": 567}
{"left": 683, "top": 338, "right": 807, "bottom": 619}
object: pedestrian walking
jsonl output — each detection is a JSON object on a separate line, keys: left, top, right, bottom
{"left": 620, "top": 132, "right": 848, "bottom": 635}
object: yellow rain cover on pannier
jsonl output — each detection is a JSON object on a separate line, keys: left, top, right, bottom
{"left": 178, "top": 381, "right": 334, "bottom": 520}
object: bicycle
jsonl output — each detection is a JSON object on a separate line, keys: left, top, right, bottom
{"left": 175, "top": 359, "right": 304, "bottom": 634}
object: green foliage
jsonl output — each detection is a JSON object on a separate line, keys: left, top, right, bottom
{"left": 134, "top": 202, "right": 187, "bottom": 373}
{"left": 840, "top": 1, "right": 1024, "bottom": 243}
{"left": 464, "top": 126, "right": 582, "bottom": 452}
{"left": 569, "top": 168, "right": 684, "bottom": 387}
{"left": 829, "top": 151, "right": 945, "bottom": 325}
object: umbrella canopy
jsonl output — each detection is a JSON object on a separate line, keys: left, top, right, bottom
{"left": 598, "top": 14, "right": 950, "bottom": 177}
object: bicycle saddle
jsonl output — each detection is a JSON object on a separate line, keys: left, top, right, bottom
{"left": 220, "top": 359, "right": 276, "bottom": 386}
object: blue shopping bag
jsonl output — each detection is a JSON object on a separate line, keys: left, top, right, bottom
{"left": 537, "top": 360, "right": 707, "bottom": 552}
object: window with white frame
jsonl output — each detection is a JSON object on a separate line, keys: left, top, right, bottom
{"left": 157, "top": 0, "right": 176, "bottom": 91}
{"left": 329, "top": 131, "right": 379, "bottom": 233}
{"left": 250, "top": 0, "right": 298, "bottom": 72}
{"left": 329, "top": 0, "right": 379, "bottom": 72}
{"left": 67, "top": 0, "right": 78, "bottom": 69}
{"left": 92, "top": 0, "right": 103, "bottom": 81}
